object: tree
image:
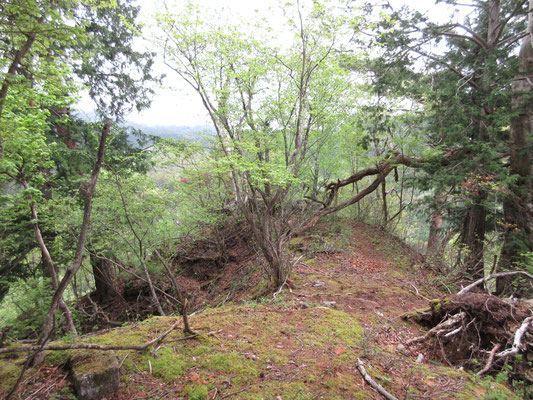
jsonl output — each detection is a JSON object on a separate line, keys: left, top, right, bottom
{"left": 369, "top": 0, "right": 530, "bottom": 281}
{"left": 0, "top": 0, "right": 158, "bottom": 339}
{"left": 157, "top": 1, "right": 358, "bottom": 287}
{"left": 496, "top": 0, "right": 533, "bottom": 294}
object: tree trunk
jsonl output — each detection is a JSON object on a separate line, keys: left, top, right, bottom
{"left": 36, "top": 122, "right": 110, "bottom": 363}
{"left": 381, "top": 179, "right": 388, "bottom": 227}
{"left": 90, "top": 255, "right": 116, "bottom": 303}
{"left": 427, "top": 193, "right": 444, "bottom": 255}
{"left": 460, "top": 194, "right": 487, "bottom": 281}
{"left": 496, "top": 0, "right": 533, "bottom": 295}
{"left": 427, "top": 209, "right": 443, "bottom": 255}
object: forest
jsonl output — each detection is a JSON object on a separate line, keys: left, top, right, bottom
{"left": 0, "top": 0, "right": 532, "bottom": 399}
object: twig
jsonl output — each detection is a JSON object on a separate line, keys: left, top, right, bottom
{"left": 119, "top": 352, "right": 130, "bottom": 369}
{"left": 356, "top": 358, "right": 398, "bottom": 400}
{"left": 408, "top": 282, "right": 431, "bottom": 301}
{"left": 496, "top": 317, "right": 533, "bottom": 358}
{"left": 477, "top": 343, "right": 501, "bottom": 375}
{"left": 457, "top": 271, "right": 533, "bottom": 295}
{"left": 220, "top": 386, "right": 250, "bottom": 399}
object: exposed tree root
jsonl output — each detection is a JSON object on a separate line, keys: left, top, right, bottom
{"left": 404, "top": 292, "right": 532, "bottom": 378}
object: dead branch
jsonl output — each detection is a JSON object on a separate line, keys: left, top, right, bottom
{"left": 457, "top": 271, "right": 533, "bottom": 295}
{"left": 496, "top": 316, "right": 533, "bottom": 359}
{"left": 182, "top": 298, "right": 195, "bottom": 336}
{"left": 153, "top": 248, "right": 185, "bottom": 305}
{"left": 0, "top": 319, "right": 182, "bottom": 355}
{"left": 356, "top": 358, "right": 398, "bottom": 400}
{"left": 477, "top": 343, "right": 501, "bottom": 375}
{"left": 406, "top": 312, "right": 466, "bottom": 345}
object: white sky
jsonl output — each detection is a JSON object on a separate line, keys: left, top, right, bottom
{"left": 77, "top": 0, "right": 456, "bottom": 127}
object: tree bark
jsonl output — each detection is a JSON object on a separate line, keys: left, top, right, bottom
{"left": 460, "top": 194, "right": 487, "bottom": 281}
{"left": 427, "top": 193, "right": 444, "bottom": 255}
{"left": 496, "top": 0, "right": 533, "bottom": 295}
{"left": 90, "top": 255, "right": 116, "bottom": 303}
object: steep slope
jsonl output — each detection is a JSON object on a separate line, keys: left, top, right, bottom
{"left": 0, "top": 221, "right": 521, "bottom": 399}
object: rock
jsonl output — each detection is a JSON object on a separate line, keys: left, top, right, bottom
{"left": 416, "top": 353, "right": 425, "bottom": 363}
{"left": 322, "top": 300, "right": 337, "bottom": 308}
{"left": 312, "top": 281, "right": 326, "bottom": 287}
{"left": 69, "top": 350, "right": 120, "bottom": 400}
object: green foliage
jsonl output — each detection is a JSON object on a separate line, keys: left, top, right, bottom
{"left": 0, "top": 276, "right": 53, "bottom": 339}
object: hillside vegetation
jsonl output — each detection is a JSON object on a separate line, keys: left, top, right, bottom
{"left": 0, "top": 221, "right": 525, "bottom": 399}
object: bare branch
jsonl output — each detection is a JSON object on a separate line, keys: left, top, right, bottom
{"left": 0, "top": 319, "right": 183, "bottom": 355}
{"left": 356, "top": 358, "right": 398, "bottom": 400}
{"left": 496, "top": 316, "right": 533, "bottom": 358}
{"left": 457, "top": 271, "right": 533, "bottom": 295}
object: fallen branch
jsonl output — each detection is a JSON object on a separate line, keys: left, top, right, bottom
{"left": 356, "top": 358, "right": 398, "bottom": 400}
{"left": 0, "top": 319, "right": 182, "bottom": 355}
{"left": 496, "top": 316, "right": 533, "bottom": 359}
{"left": 457, "top": 271, "right": 533, "bottom": 295}
{"left": 477, "top": 343, "right": 501, "bottom": 376}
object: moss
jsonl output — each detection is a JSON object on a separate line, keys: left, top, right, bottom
{"left": 458, "top": 376, "right": 521, "bottom": 400}
{"left": 201, "top": 352, "right": 257, "bottom": 377}
{"left": 69, "top": 350, "right": 119, "bottom": 375}
{"left": 308, "top": 308, "right": 363, "bottom": 346}
{"left": 192, "top": 345, "right": 211, "bottom": 356}
{"left": 289, "top": 237, "right": 305, "bottom": 247}
{"left": 184, "top": 384, "right": 209, "bottom": 400}
{"left": 240, "top": 382, "right": 314, "bottom": 399}
{"left": 430, "top": 298, "right": 442, "bottom": 313}
{"left": 305, "top": 258, "right": 318, "bottom": 268}
{"left": 44, "top": 349, "right": 69, "bottom": 366}
{"left": 0, "top": 360, "right": 22, "bottom": 392}
{"left": 148, "top": 347, "right": 188, "bottom": 383}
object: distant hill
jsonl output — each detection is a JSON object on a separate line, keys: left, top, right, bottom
{"left": 74, "top": 111, "right": 214, "bottom": 142}
{"left": 126, "top": 121, "right": 215, "bottom": 142}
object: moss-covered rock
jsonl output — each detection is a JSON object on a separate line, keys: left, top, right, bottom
{"left": 69, "top": 350, "right": 120, "bottom": 400}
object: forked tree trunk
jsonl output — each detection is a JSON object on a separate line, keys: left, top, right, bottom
{"left": 496, "top": 0, "right": 533, "bottom": 295}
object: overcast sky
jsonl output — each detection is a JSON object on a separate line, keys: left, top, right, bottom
{"left": 77, "top": 0, "right": 457, "bottom": 127}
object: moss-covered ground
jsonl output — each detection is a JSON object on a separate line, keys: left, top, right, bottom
{"left": 0, "top": 221, "right": 522, "bottom": 399}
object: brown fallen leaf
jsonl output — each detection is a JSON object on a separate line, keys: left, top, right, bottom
{"left": 334, "top": 346, "right": 347, "bottom": 355}
{"left": 189, "top": 372, "right": 200, "bottom": 382}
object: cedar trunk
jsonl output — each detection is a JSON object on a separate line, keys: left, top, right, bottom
{"left": 496, "top": 0, "right": 533, "bottom": 294}
{"left": 461, "top": 195, "right": 487, "bottom": 281}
